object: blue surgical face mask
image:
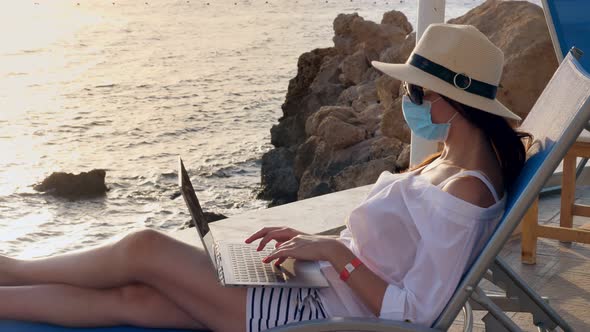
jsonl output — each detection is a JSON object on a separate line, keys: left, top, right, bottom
{"left": 402, "top": 95, "right": 458, "bottom": 142}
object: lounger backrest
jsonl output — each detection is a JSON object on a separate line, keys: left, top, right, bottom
{"left": 433, "top": 52, "right": 590, "bottom": 328}
{"left": 542, "top": 0, "right": 590, "bottom": 71}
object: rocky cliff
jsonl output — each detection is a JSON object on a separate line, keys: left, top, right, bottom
{"left": 259, "top": 0, "right": 558, "bottom": 206}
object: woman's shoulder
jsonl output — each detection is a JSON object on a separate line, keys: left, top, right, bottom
{"left": 419, "top": 157, "right": 504, "bottom": 208}
{"left": 440, "top": 175, "right": 499, "bottom": 209}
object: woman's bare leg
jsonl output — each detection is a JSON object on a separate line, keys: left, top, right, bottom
{"left": 0, "top": 283, "right": 204, "bottom": 329}
{"left": 2, "top": 240, "right": 137, "bottom": 288}
{"left": 2, "top": 229, "right": 248, "bottom": 331}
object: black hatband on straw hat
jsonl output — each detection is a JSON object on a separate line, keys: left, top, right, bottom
{"left": 409, "top": 53, "right": 498, "bottom": 100}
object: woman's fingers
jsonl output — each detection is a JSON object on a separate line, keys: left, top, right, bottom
{"left": 274, "top": 257, "right": 287, "bottom": 266}
{"left": 257, "top": 232, "right": 279, "bottom": 251}
{"left": 263, "top": 241, "right": 298, "bottom": 263}
{"left": 256, "top": 230, "right": 284, "bottom": 251}
{"left": 245, "top": 227, "right": 309, "bottom": 252}
{"left": 244, "top": 227, "right": 307, "bottom": 244}
{"left": 244, "top": 227, "right": 279, "bottom": 244}
{"left": 256, "top": 228, "right": 295, "bottom": 251}
{"left": 263, "top": 235, "right": 332, "bottom": 264}
{"left": 263, "top": 247, "right": 290, "bottom": 263}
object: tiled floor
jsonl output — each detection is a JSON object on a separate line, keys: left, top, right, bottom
{"left": 450, "top": 186, "right": 590, "bottom": 331}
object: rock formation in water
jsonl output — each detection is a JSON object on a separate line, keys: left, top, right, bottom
{"left": 34, "top": 169, "right": 109, "bottom": 199}
{"left": 182, "top": 211, "right": 228, "bottom": 229}
{"left": 259, "top": 0, "right": 558, "bottom": 206}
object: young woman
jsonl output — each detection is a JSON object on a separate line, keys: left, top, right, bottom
{"left": 0, "top": 24, "right": 531, "bottom": 331}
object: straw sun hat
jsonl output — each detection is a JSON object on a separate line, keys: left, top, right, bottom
{"left": 372, "top": 23, "right": 521, "bottom": 121}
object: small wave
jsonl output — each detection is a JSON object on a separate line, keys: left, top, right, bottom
{"left": 162, "top": 55, "right": 182, "bottom": 60}
{"left": 86, "top": 120, "right": 113, "bottom": 126}
{"left": 95, "top": 84, "right": 117, "bottom": 89}
{"left": 156, "top": 127, "right": 203, "bottom": 138}
{"left": 200, "top": 165, "right": 251, "bottom": 179}
{"left": 55, "top": 125, "right": 88, "bottom": 133}
{"left": 150, "top": 152, "right": 177, "bottom": 159}
{"left": 122, "top": 140, "right": 154, "bottom": 148}
{"left": 11, "top": 237, "right": 34, "bottom": 243}
{"left": 157, "top": 172, "right": 177, "bottom": 180}
{"left": 148, "top": 94, "right": 200, "bottom": 101}
{"left": 124, "top": 190, "right": 159, "bottom": 201}
{"left": 120, "top": 175, "right": 147, "bottom": 181}
{"left": 209, "top": 170, "right": 231, "bottom": 178}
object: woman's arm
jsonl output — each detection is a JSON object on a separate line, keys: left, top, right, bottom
{"left": 261, "top": 235, "right": 388, "bottom": 316}
{"left": 325, "top": 240, "right": 388, "bottom": 316}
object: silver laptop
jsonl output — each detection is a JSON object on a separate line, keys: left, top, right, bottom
{"left": 178, "top": 157, "right": 329, "bottom": 287}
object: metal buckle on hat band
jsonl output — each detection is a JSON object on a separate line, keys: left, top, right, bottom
{"left": 453, "top": 73, "right": 472, "bottom": 90}
{"left": 408, "top": 53, "right": 497, "bottom": 99}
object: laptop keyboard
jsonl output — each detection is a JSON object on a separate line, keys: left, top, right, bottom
{"left": 226, "top": 243, "right": 285, "bottom": 283}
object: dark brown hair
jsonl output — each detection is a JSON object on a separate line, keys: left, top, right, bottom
{"left": 406, "top": 94, "right": 533, "bottom": 190}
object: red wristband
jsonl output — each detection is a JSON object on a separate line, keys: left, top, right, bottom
{"left": 339, "top": 257, "right": 363, "bottom": 282}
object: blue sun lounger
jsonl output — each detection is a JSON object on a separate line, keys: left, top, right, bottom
{"left": 0, "top": 322, "right": 194, "bottom": 332}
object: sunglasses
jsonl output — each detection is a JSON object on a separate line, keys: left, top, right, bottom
{"left": 403, "top": 83, "right": 424, "bottom": 105}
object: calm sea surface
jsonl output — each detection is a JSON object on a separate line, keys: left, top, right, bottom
{"left": 0, "top": 0, "right": 541, "bottom": 258}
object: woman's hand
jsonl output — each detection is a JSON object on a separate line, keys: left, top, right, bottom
{"left": 262, "top": 235, "right": 346, "bottom": 266}
{"left": 244, "top": 227, "right": 308, "bottom": 252}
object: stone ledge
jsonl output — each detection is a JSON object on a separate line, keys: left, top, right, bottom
{"left": 173, "top": 184, "right": 371, "bottom": 248}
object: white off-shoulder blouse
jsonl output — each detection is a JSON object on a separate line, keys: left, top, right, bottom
{"left": 317, "top": 164, "right": 507, "bottom": 326}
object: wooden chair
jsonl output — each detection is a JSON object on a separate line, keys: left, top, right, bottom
{"left": 521, "top": 137, "right": 590, "bottom": 265}
{"left": 560, "top": 136, "right": 590, "bottom": 236}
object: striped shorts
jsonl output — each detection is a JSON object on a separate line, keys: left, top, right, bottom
{"left": 246, "top": 287, "right": 329, "bottom": 332}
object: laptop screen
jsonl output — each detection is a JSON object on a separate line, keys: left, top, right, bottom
{"left": 178, "top": 157, "right": 216, "bottom": 262}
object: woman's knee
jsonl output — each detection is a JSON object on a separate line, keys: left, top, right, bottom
{"left": 115, "top": 229, "right": 211, "bottom": 277}
{"left": 116, "top": 229, "right": 169, "bottom": 272}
